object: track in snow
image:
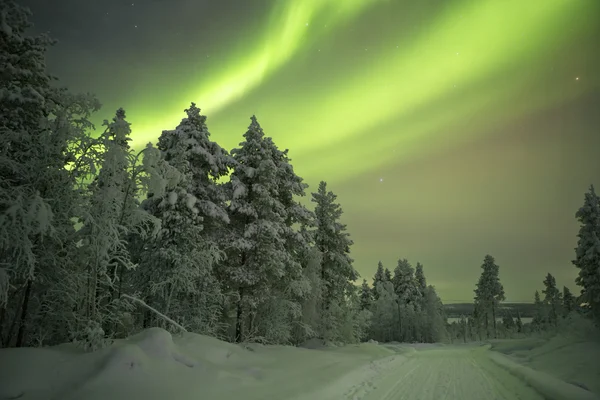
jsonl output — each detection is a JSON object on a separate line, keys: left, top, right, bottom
{"left": 338, "top": 345, "right": 543, "bottom": 400}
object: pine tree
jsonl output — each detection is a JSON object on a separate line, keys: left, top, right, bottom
{"left": 473, "top": 255, "right": 505, "bottom": 339}
{"left": 415, "top": 262, "right": 427, "bottom": 300}
{"left": 136, "top": 104, "right": 230, "bottom": 335}
{"left": 562, "top": 286, "right": 575, "bottom": 315}
{"left": 372, "top": 261, "right": 386, "bottom": 300}
{"left": 422, "top": 285, "right": 446, "bottom": 343}
{"left": 359, "top": 279, "right": 373, "bottom": 310}
{"left": 384, "top": 268, "right": 392, "bottom": 282}
{"left": 572, "top": 185, "right": 600, "bottom": 323}
{"left": 542, "top": 273, "right": 561, "bottom": 326}
{"left": 392, "top": 259, "right": 419, "bottom": 305}
{"left": 222, "top": 116, "right": 310, "bottom": 343}
{"left": 532, "top": 290, "right": 545, "bottom": 329}
{"left": 76, "top": 109, "right": 160, "bottom": 348}
{"left": 0, "top": 0, "right": 102, "bottom": 347}
{"left": 312, "top": 181, "right": 359, "bottom": 340}
{"left": 515, "top": 311, "right": 523, "bottom": 333}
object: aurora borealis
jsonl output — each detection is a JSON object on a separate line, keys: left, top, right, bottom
{"left": 25, "top": 0, "right": 600, "bottom": 303}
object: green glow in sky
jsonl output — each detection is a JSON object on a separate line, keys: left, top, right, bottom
{"left": 75, "top": 0, "right": 599, "bottom": 302}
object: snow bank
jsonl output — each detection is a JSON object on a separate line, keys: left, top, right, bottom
{"left": 487, "top": 349, "right": 600, "bottom": 400}
{"left": 489, "top": 332, "right": 600, "bottom": 395}
{"left": 0, "top": 328, "right": 396, "bottom": 400}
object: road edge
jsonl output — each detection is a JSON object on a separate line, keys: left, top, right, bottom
{"left": 486, "top": 348, "right": 600, "bottom": 400}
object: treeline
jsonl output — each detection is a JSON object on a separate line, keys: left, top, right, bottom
{"left": 447, "top": 189, "right": 600, "bottom": 342}
{"left": 357, "top": 261, "right": 447, "bottom": 343}
{"left": 1, "top": 1, "right": 377, "bottom": 349}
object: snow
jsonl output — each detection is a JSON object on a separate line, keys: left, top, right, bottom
{"left": 2, "top": 328, "right": 598, "bottom": 400}
{"left": 489, "top": 334, "right": 600, "bottom": 396}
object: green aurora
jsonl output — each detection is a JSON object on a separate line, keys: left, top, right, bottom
{"left": 32, "top": 0, "right": 600, "bottom": 302}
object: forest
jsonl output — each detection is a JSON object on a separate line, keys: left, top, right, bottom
{"left": 1, "top": 0, "right": 599, "bottom": 352}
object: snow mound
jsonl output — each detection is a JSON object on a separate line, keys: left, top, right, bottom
{"left": 124, "top": 327, "right": 197, "bottom": 367}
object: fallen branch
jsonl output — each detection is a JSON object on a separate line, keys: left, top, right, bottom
{"left": 121, "top": 294, "right": 187, "bottom": 333}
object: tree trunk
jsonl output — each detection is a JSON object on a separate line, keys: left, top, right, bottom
{"left": 492, "top": 303, "right": 497, "bottom": 339}
{"left": 0, "top": 306, "right": 5, "bottom": 347}
{"left": 484, "top": 311, "right": 489, "bottom": 339}
{"left": 15, "top": 279, "right": 33, "bottom": 347}
{"left": 235, "top": 287, "right": 244, "bottom": 343}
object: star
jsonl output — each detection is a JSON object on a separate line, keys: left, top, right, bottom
{"left": 576, "top": 77, "right": 579, "bottom": 80}
{"left": 379, "top": 178, "right": 384, "bottom": 182}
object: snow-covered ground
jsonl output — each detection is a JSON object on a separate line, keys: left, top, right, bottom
{"left": 1, "top": 328, "right": 598, "bottom": 400}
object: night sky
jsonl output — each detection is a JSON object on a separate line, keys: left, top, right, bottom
{"left": 23, "top": 0, "right": 600, "bottom": 303}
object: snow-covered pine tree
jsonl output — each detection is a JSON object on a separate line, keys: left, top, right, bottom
{"left": 372, "top": 261, "right": 386, "bottom": 300}
{"left": 542, "top": 273, "right": 561, "bottom": 326}
{"left": 421, "top": 285, "right": 446, "bottom": 343}
{"left": 532, "top": 290, "right": 545, "bottom": 330}
{"left": 515, "top": 311, "right": 523, "bottom": 333}
{"left": 473, "top": 254, "right": 505, "bottom": 339}
{"left": 392, "top": 258, "right": 420, "bottom": 341}
{"left": 222, "top": 116, "right": 309, "bottom": 343}
{"left": 311, "top": 181, "right": 359, "bottom": 340}
{"left": 415, "top": 262, "right": 427, "bottom": 300}
{"left": 0, "top": 0, "right": 101, "bottom": 347}
{"left": 359, "top": 279, "right": 373, "bottom": 310}
{"left": 135, "top": 104, "right": 231, "bottom": 335}
{"left": 384, "top": 268, "right": 392, "bottom": 282}
{"left": 572, "top": 185, "right": 600, "bottom": 323}
{"left": 75, "top": 109, "right": 160, "bottom": 349}
{"left": 562, "top": 286, "right": 575, "bottom": 315}
{"left": 370, "top": 280, "right": 397, "bottom": 342}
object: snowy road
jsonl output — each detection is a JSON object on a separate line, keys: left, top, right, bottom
{"left": 303, "top": 345, "right": 544, "bottom": 400}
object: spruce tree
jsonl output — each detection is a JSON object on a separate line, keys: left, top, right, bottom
{"left": 572, "top": 185, "right": 600, "bottom": 323}
{"left": 415, "top": 262, "right": 427, "bottom": 300}
{"left": 222, "top": 116, "right": 309, "bottom": 343}
{"left": 542, "top": 273, "right": 561, "bottom": 326}
{"left": 384, "top": 268, "right": 392, "bottom": 282}
{"left": 76, "top": 109, "right": 160, "bottom": 348}
{"left": 359, "top": 279, "right": 373, "bottom": 310}
{"left": 372, "top": 261, "right": 385, "bottom": 299}
{"left": 473, "top": 255, "right": 505, "bottom": 338}
{"left": 532, "top": 290, "right": 545, "bottom": 329}
{"left": 0, "top": 0, "right": 104, "bottom": 348}
{"left": 312, "top": 181, "right": 358, "bottom": 340}
{"left": 136, "top": 104, "right": 230, "bottom": 335}
{"left": 562, "top": 286, "right": 575, "bottom": 315}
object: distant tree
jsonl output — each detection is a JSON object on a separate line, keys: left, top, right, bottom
{"left": 562, "top": 286, "right": 575, "bottom": 315}
{"left": 473, "top": 255, "right": 505, "bottom": 338}
{"left": 542, "top": 273, "right": 561, "bottom": 326}
{"left": 532, "top": 290, "right": 545, "bottom": 329}
{"left": 459, "top": 315, "right": 468, "bottom": 343}
{"left": 515, "top": 311, "right": 523, "bottom": 333}
{"left": 572, "top": 185, "right": 600, "bottom": 323}
{"left": 502, "top": 313, "right": 515, "bottom": 337}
